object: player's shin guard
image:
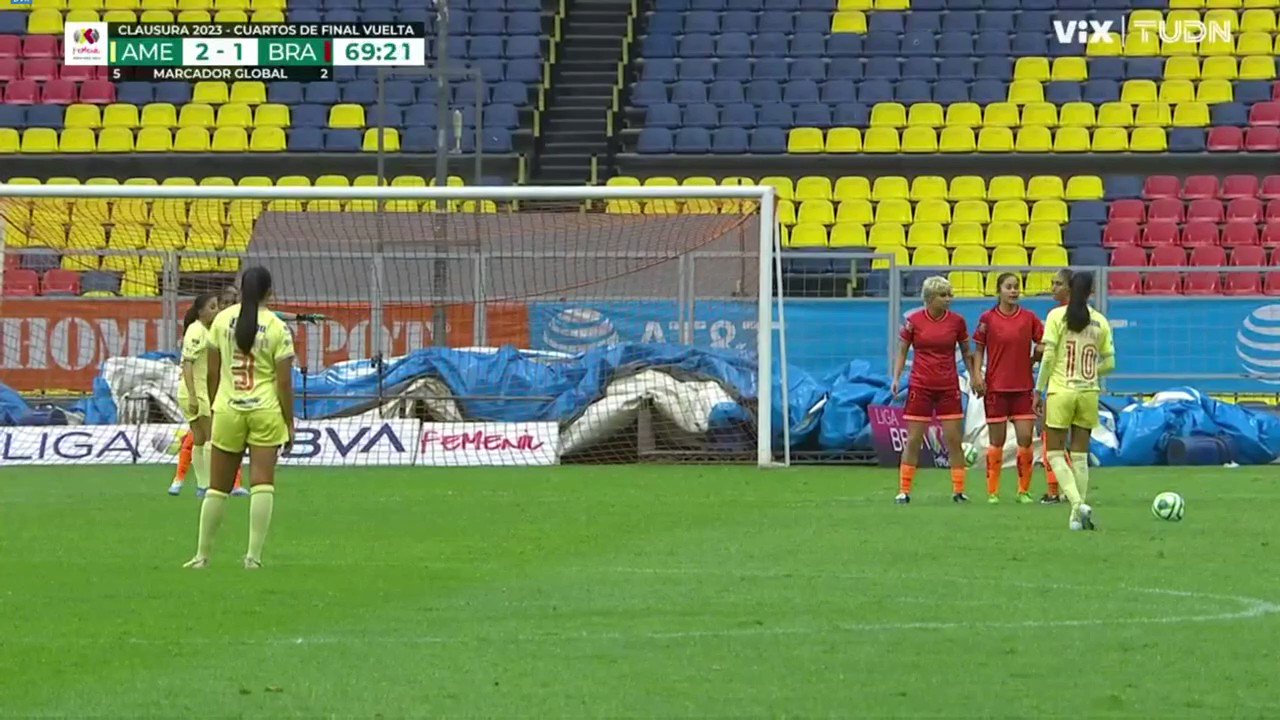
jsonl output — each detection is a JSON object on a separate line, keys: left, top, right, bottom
{"left": 1070, "top": 452, "right": 1091, "bottom": 502}
{"left": 950, "top": 466, "right": 966, "bottom": 495}
{"left": 1047, "top": 450, "right": 1081, "bottom": 518}
{"left": 192, "top": 444, "right": 211, "bottom": 491}
{"left": 1016, "top": 447, "right": 1034, "bottom": 494}
{"left": 985, "top": 446, "right": 1002, "bottom": 495}
{"left": 1042, "top": 437, "right": 1060, "bottom": 495}
{"left": 898, "top": 464, "right": 916, "bottom": 495}
{"left": 196, "top": 489, "right": 229, "bottom": 559}
{"left": 174, "top": 434, "right": 194, "bottom": 482}
{"left": 247, "top": 484, "right": 275, "bottom": 563}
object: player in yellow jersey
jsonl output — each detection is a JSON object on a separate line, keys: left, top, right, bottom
{"left": 1033, "top": 272, "right": 1115, "bottom": 532}
{"left": 184, "top": 267, "right": 295, "bottom": 569}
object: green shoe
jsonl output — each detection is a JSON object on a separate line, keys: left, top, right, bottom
{"left": 987, "top": 494, "right": 1000, "bottom": 504}
{"left": 1016, "top": 492, "right": 1035, "bottom": 504}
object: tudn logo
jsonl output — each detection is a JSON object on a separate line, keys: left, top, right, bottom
{"left": 1235, "top": 304, "right": 1280, "bottom": 385}
{"left": 543, "top": 307, "right": 619, "bottom": 353}
{"left": 74, "top": 28, "right": 100, "bottom": 44}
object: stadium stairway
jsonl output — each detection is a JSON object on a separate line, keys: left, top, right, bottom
{"left": 532, "top": 0, "right": 633, "bottom": 184}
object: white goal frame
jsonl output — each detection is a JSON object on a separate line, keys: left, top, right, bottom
{"left": 0, "top": 182, "right": 786, "bottom": 468}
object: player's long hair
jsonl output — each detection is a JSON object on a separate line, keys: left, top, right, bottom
{"left": 235, "top": 267, "right": 273, "bottom": 355}
{"left": 183, "top": 293, "right": 217, "bottom": 332}
{"left": 1065, "top": 272, "right": 1093, "bottom": 333}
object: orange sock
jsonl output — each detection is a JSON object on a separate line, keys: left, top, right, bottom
{"left": 1041, "top": 435, "right": 1059, "bottom": 495}
{"left": 898, "top": 464, "right": 916, "bottom": 495}
{"left": 985, "top": 446, "right": 1002, "bottom": 495}
{"left": 950, "top": 466, "right": 966, "bottom": 494}
{"left": 233, "top": 468, "right": 244, "bottom": 489}
{"left": 1016, "top": 447, "right": 1034, "bottom": 494}
{"left": 174, "top": 432, "right": 194, "bottom": 482}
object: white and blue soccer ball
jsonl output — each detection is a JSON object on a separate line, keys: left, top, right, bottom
{"left": 1152, "top": 492, "right": 1185, "bottom": 521}
{"left": 960, "top": 442, "right": 979, "bottom": 468}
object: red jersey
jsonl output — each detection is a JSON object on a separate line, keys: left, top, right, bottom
{"left": 974, "top": 306, "right": 1044, "bottom": 392}
{"left": 899, "top": 308, "right": 968, "bottom": 390}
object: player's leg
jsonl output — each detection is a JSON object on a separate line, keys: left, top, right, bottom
{"left": 185, "top": 412, "right": 245, "bottom": 568}
{"left": 984, "top": 393, "right": 1009, "bottom": 503}
{"left": 230, "top": 467, "right": 249, "bottom": 497}
{"left": 189, "top": 413, "right": 212, "bottom": 496}
{"left": 1044, "top": 393, "right": 1085, "bottom": 529}
{"left": 897, "top": 419, "right": 927, "bottom": 503}
{"left": 938, "top": 388, "right": 968, "bottom": 502}
{"left": 243, "top": 410, "right": 289, "bottom": 567}
{"left": 1067, "top": 392, "right": 1099, "bottom": 529}
{"left": 1040, "top": 428, "right": 1061, "bottom": 504}
{"left": 1011, "top": 391, "right": 1038, "bottom": 503}
{"left": 169, "top": 431, "right": 194, "bottom": 495}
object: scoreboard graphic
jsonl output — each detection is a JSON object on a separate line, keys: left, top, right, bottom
{"left": 64, "top": 22, "right": 428, "bottom": 81}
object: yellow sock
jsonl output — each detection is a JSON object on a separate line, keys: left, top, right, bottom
{"left": 193, "top": 444, "right": 211, "bottom": 491}
{"left": 1070, "top": 451, "right": 1091, "bottom": 502}
{"left": 1048, "top": 450, "right": 1082, "bottom": 521}
{"left": 196, "top": 489, "right": 229, "bottom": 559}
{"left": 247, "top": 484, "right": 275, "bottom": 563}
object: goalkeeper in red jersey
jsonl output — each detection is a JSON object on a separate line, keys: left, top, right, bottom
{"left": 973, "top": 273, "right": 1044, "bottom": 504}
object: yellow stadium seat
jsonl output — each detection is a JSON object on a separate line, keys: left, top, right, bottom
{"left": 122, "top": 177, "right": 159, "bottom": 186}
{"left": 776, "top": 200, "right": 796, "bottom": 225}
{"left": 67, "top": 225, "right": 106, "bottom": 249}
{"left": 192, "top": 81, "right": 229, "bottom": 105}
{"left": 986, "top": 221, "right": 1024, "bottom": 247}
{"left": 110, "top": 198, "right": 148, "bottom": 225}
{"left": 210, "top": 127, "right": 247, "bottom": 152}
{"left": 1014, "top": 57, "right": 1051, "bottom": 82}
{"left": 988, "top": 176, "right": 1026, "bottom": 202}
{"left": 1031, "top": 246, "right": 1069, "bottom": 266}
{"left": 1025, "top": 222, "right": 1063, "bottom": 247}
{"left": 786, "top": 223, "right": 828, "bottom": 248}
{"left": 906, "top": 222, "right": 945, "bottom": 248}
{"left": 876, "top": 198, "right": 913, "bottom": 224}
{"left": 66, "top": 0, "right": 99, "bottom": 9}
{"left": 992, "top": 245, "right": 1030, "bottom": 267}
{"left": 871, "top": 176, "right": 909, "bottom": 202}
{"left": 304, "top": 199, "right": 343, "bottom": 213}
{"left": 314, "top": 174, "right": 349, "bottom": 187}
{"left": 1159, "top": 79, "right": 1196, "bottom": 103}
{"left": 1022, "top": 102, "right": 1058, "bottom": 127}
{"left": 1164, "top": 56, "right": 1201, "bottom": 80}
{"left": 1240, "top": 56, "right": 1277, "bottom": 80}
{"left": 161, "top": 176, "right": 195, "bottom": 186}
{"left": 949, "top": 176, "right": 987, "bottom": 201}
{"left": 140, "top": 0, "right": 174, "bottom": 9}
{"left": 829, "top": 222, "right": 867, "bottom": 247}
{"left": 760, "top": 176, "right": 794, "bottom": 201}
{"left": 795, "top": 177, "right": 833, "bottom": 201}
{"left": 914, "top": 199, "right": 951, "bottom": 224}
{"left": 1007, "top": 79, "right": 1044, "bottom": 105}
{"left": 1053, "top": 127, "right": 1091, "bottom": 152}
{"left": 1023, "top": 176, "right": 1063, "bottom": 202}
{"left": 982, "top": 102, "right": 1019, "bottom": 127}
{"left": 188, "top": 200, "right": 225, "bottom": 230}
{"left": 1091, "top": 127, "right": 1130, "bottom": 152}
{"left": 862, "top": 127, "right": 900, "bottom": 153}
{"left": 1196, "top": 79, "right": 1233, "bottom": 103}
{"left": 1173, "top": 101, "right": 1210, "bottom": 126}
{"left": 871, "top": 244, "right": 908, "bottom": 270}
{"left": 213, "top": 9, "right": 248, "bottom": 21}
{"left": 1030, "top": 199, "right": 1069, "bottom": 224}
{"left": 1168, "top": 0, "right": 1204, "bottom": 6}
{"left": 912, "top": 246, "right": 949, "bottom": 267}
{"left": 97, "top": 127, "right": 134, "bottom": 152}
{"left": 1123, "top": 28, "right": 1159, "bottom": 56}
{"left": 249, "top": 127, "right": 285, "bottom": 152}
{"left": 173, "top": 127, "right": 210, "bottom": 152}
{"left": 901, "top": 127, "right": 937, "bottom": 153}
{"left": 945, "top": 102, "right": 982, "bottom": 128}
{"left": 1129, "top": 126, "right": 1168, "bottom": 151}
{"left": 824, "top": 127, "right": 862, "bottom": 152}
{"left": 797, "top": 199, "right": 835, "bottom": 225}
{"left": 121, "top": 270, "right": 159, "bottom": 297}
{"left": 250, "top": 0, "right": 283, "bottom": 8}
{"left": 19, "top": 128, "right": 57, "bottom": 153}
{"left": 946, "top": 222, "right": 985, "bottom": 247}
{"left": 949, "top": 271, "right": 985, "bottom": 297}
{"left": 251, "top": 103, "right": 289, "bottom": 128}
{"left": 148, "top": 227, "right": 186, "bottom": 250}
{"left": 1051, "top": 57, "right": 1089, "bottom": 82}
{"left": 64, "top": 104, "right": 102, "bottom": 129}
{"left": 1085, "top": 32, "right": 1122, "bottom": 57}
{"left": 177, "top": 10, "right": 211, "bottom": 21}
{"left": 215, "top": 102, "right": 252, "bottom": 128}
{"left": 1199, "top": 33, "right": 1236, "bottom": 56}
{"left": 60, "top": 128, "right": 98, "bottom": 152}
{"left": 977, "top": 127, "right": 1014, "bottom": 152}
{"left": 953, "top": 200, "right": 991, "bottom": 225}
{"left": 61, "top": 253, "right": 100, "bottom": 272}
{"left": 606, "top": 176, "right": 640, "bottom": 187}
{"left": 1013, "top": 126, "right": 1054, "bottom": 151}
{"left": 786, "top": 127, "right": 824, "bottom": 153}
{"left": 134, "top": 127, "right": 172, "bottom": 152}
{"left": 951, "top": 246, "right": 989, "bottom": 268}
{"left": 1200, "top": 57, "right": 1237, "bottom": 80}
{"left": 830, "top": 10, "right": 866, "bottom": 32}
{"left": 66, "top": 9, "right": 101, "bottom": 22}
{"left": 177, "top": 103, "right": 214, "bottom": 128}
{"left": 836, "top": 199, "right": 873, "bottom": 224}
{"left": 838, "top": 0, "right": 870, "bottom": 8}
{"left": 328, "top": 103, "right": 365, "bottom": 129}
{"left": 27, "top": 9, "right": 65, "bottom": 33}
{"left": 642, "top": 176, "right": 677, "bottom": 187}
{"left": 834, "top": 176, "right": 870, "bottom": 201}
{"left": 938, "top": 127, "right": 976, "bottom": 152}
{"left": 70, "top": 200, "right": 109, "bottom": 226}
{"left": 105, "top": 0, "right": 139, "bottom": 9}
{"left": 363, "top": 128, "right": 399, "bottom": 152}
{"left": 140, "top": 103, "right": 176, "bottom": 128}
{"left": 907, "top": 176, "right": 946, "bottom": 201}
{"left": 140, "top": 9, "right": 175, "bottom": 21}
{"left": 992, "top": 199, "right": 1030, "bottom": 224}
{"left": 870, "top": 103, "right": 906, "bottom": 128}
{"left": 1097, "top": 102, "right": 1134, "bottom": 127}
{"left": 1240, "top": 8, "right": 1276, "bottom": 30}
{"left": 1135, "top": 102, "right": 1172, "bottom": 126}
{"left": 229, "top": 81, "right": 266, "bottom": 105}
{"left": 605, "top": 199, "right": 641, "bottom": 215}
{"left": 868, "top": 223, "right": 906, "bottom": 247}
{"left": 906, "top": 103, "right": 943, "bottom": 128}
{"left": 1122, "top": 80, "right": 1159, "bottom": 103}
{"left": 1162, "top": 38, "right": 1199, "bottom": 57}
{"left": 103, "top": 9, "right": 136, "bottom": 21}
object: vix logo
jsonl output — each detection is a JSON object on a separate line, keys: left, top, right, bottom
{"left": 1053, "top": 17, "right": 1235, "bottom": 46}
{"left": 1053, "top": 20, "right": 1117, "bottom": 45}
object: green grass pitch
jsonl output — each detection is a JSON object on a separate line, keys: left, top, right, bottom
{"left": 3, "top": 464, "right": 1279, "bottom": 717}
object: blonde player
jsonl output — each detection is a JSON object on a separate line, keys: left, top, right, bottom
{"left": 1033, "top": 272, "right": 1115, "bottom": 531}
{"left": 184, "top": 266, "right": 295, "bottom": 569}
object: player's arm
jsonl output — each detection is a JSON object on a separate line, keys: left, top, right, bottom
{"left": 971, "top": 314, "right": 987, "bottom": 369}
{"left": 207, "top": 346, "right": 222, "bottom": 400}
{"left": 272, "top": 324, "right": 296, "bottom": 443}
{"left": 1035, "top": 313, "right": 1061, "bottom": 393}
{"left": 1031, "top": 314, "right": 1045, "bottom": 363}
{"left": 1096, "top": 315, "right": 1116, "bottom": 377}
{"left": 957, "top": 319, "right": 983, "bottom": 394}
{"left": 274, "top": 310, "right": 326, "bottom": 323}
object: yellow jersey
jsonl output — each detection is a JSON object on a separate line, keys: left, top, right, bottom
{"left": 206, "top": 304, "right": 294, "bottom": 413}
{"left": 1041, "top": 306, "right": 1114, "bottom": 393}
{"left": 177, "top": 321, "right": 210, "bottom": 403}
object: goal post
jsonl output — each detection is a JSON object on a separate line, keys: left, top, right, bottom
{"left": 0, "top": 182, "right": 789, "bottom": 468}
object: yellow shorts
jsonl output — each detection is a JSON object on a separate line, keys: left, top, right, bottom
{"left": 211, "top": 408, "right": 290, "bottom": 453}
{"left": 1045, "top": 390, "right": 1101, "bottom": 431}
{"left": 179, "top": 393, "right": 211, "bottom": 423}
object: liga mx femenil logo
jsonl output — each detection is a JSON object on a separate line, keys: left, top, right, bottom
{"left": 74, "top": 28, "right": 100, "bottom": 45}
{"left": 542, "top": 307, "right": 619, "bottom": 353}
{"left": 1235, "top": 304, "right": 1280, "bottom": 385}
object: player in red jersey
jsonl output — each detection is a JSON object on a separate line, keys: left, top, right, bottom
{"left": 1037, "top": 268, "right": 1074, "bottom": 504}
{"left": 889, "top": 276, "right": 984, "bottom": 504}
{"left": 973, "top": 273, "right": 1044, "bottom": 505}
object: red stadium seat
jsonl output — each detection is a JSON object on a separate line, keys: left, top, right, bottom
{"left": 0, "top": 58, "right": 19, "bottom": 82}
{"left": 21, "top": 58, "right": 58, "bottom": 82}
{"left": 1147, "top": 198, "right": 1185, "bottom": 223}
{"left": 1143, "top": 175, "right": 1181, "bottom": 199}
{"left": 1207, "top": 126, "right": 1243, "bottom": 151}
{"left": 41, "top": 79, "right": 79, "bottom": 104}
{"left": 1266, "top": 200, "right": 1280, "bottom": 222}
{"left": 58, "top": 64, "right": 95, "bottom": 82}
{"left": 2, "top": 254, "right": 18, "bottom": 272}
{"left": 1181, "top": 221, "right": 1221, "bottom": 247}
{"left": 1108, "top": 199, "right": 1146, "bottom": 222}
{"left": 0, "top": 35, "right": 20, "bottom": 59}
{"left": 2, "top": 269, "right": 39, "bottom": 297}
{"left": 21, "top": 36, "right": 59, "bottom": 58}
{"left": 1140, "top": 220, "right": 1180, "bottom": 247}
{"left": 1225, "top": 272, "right": 1262, "bottom": 295}
{"left": 3, "top": 79, "right": 38, "bottom": 104}
{"left": 1144, "top": 273, "right": 1182, "bottom": 295}
{"left": 1221, "top": 175, "right": 1259, "bottom": 200}
{"left": 1263, "top": 176, "right": 1280, "bottom": 200}
{"left": 77, "top": 80, "right": 116, "bottom": 104}
{"left": 1222, "top": 221, "right": 1260, "bottom": 248}
{"left": 1262, "top": 222, "right": 1280, "bottom": 247}
{"left": 40, "top": 269, "right": 80, "bottom": 296}
{"left": 1245, "top": 127, "right": 1280, "bottom": 152}
{"left": 1187, "top": 198, "right": 1225, "bottom": 223}
{"left": 1190, "top": 246, "right": 1227, "bottom": 266}
{"left": 1182, "top": 175, "right": 1220, "bottom": 200}
{"left": 1150, "top": 246, "right": 1187, "bottom": 266}
{"left": 1108, "top": 272, "right": 1142, "bottom": 295}
{"left": 1250, "top": 102, "right": 1280, "bottom": 127}
{"left": 1103, "top": 221, "right": 1141, "bottom": 247}
{"left": 1111, "top": 245, "right": 1148, "bottom": 266}
{"left": 1265, "top": 272, "right": 1280, "bottom": 295}
{"left": 1274, "top": 82, "right": 1280, "bottom": 100}
{"left": 1227, "top": 197, "right": 1263, "bottom": 223}
{"left": 1231, "top": 245, "right": 1267, "bottom": 266}
{"left": 1182, "top": 271, "right": 1221, "bottom": 296}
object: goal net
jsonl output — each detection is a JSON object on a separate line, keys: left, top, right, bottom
{"left": 0, "top": 183, "right": 787, "bottom": 468}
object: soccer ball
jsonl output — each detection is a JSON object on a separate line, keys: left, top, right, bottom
{"left": 1151, "top": 492, "right": 1185, "bottom": 521}
{"left": 960, "top": 442, "right": 979, "bottom": 467}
